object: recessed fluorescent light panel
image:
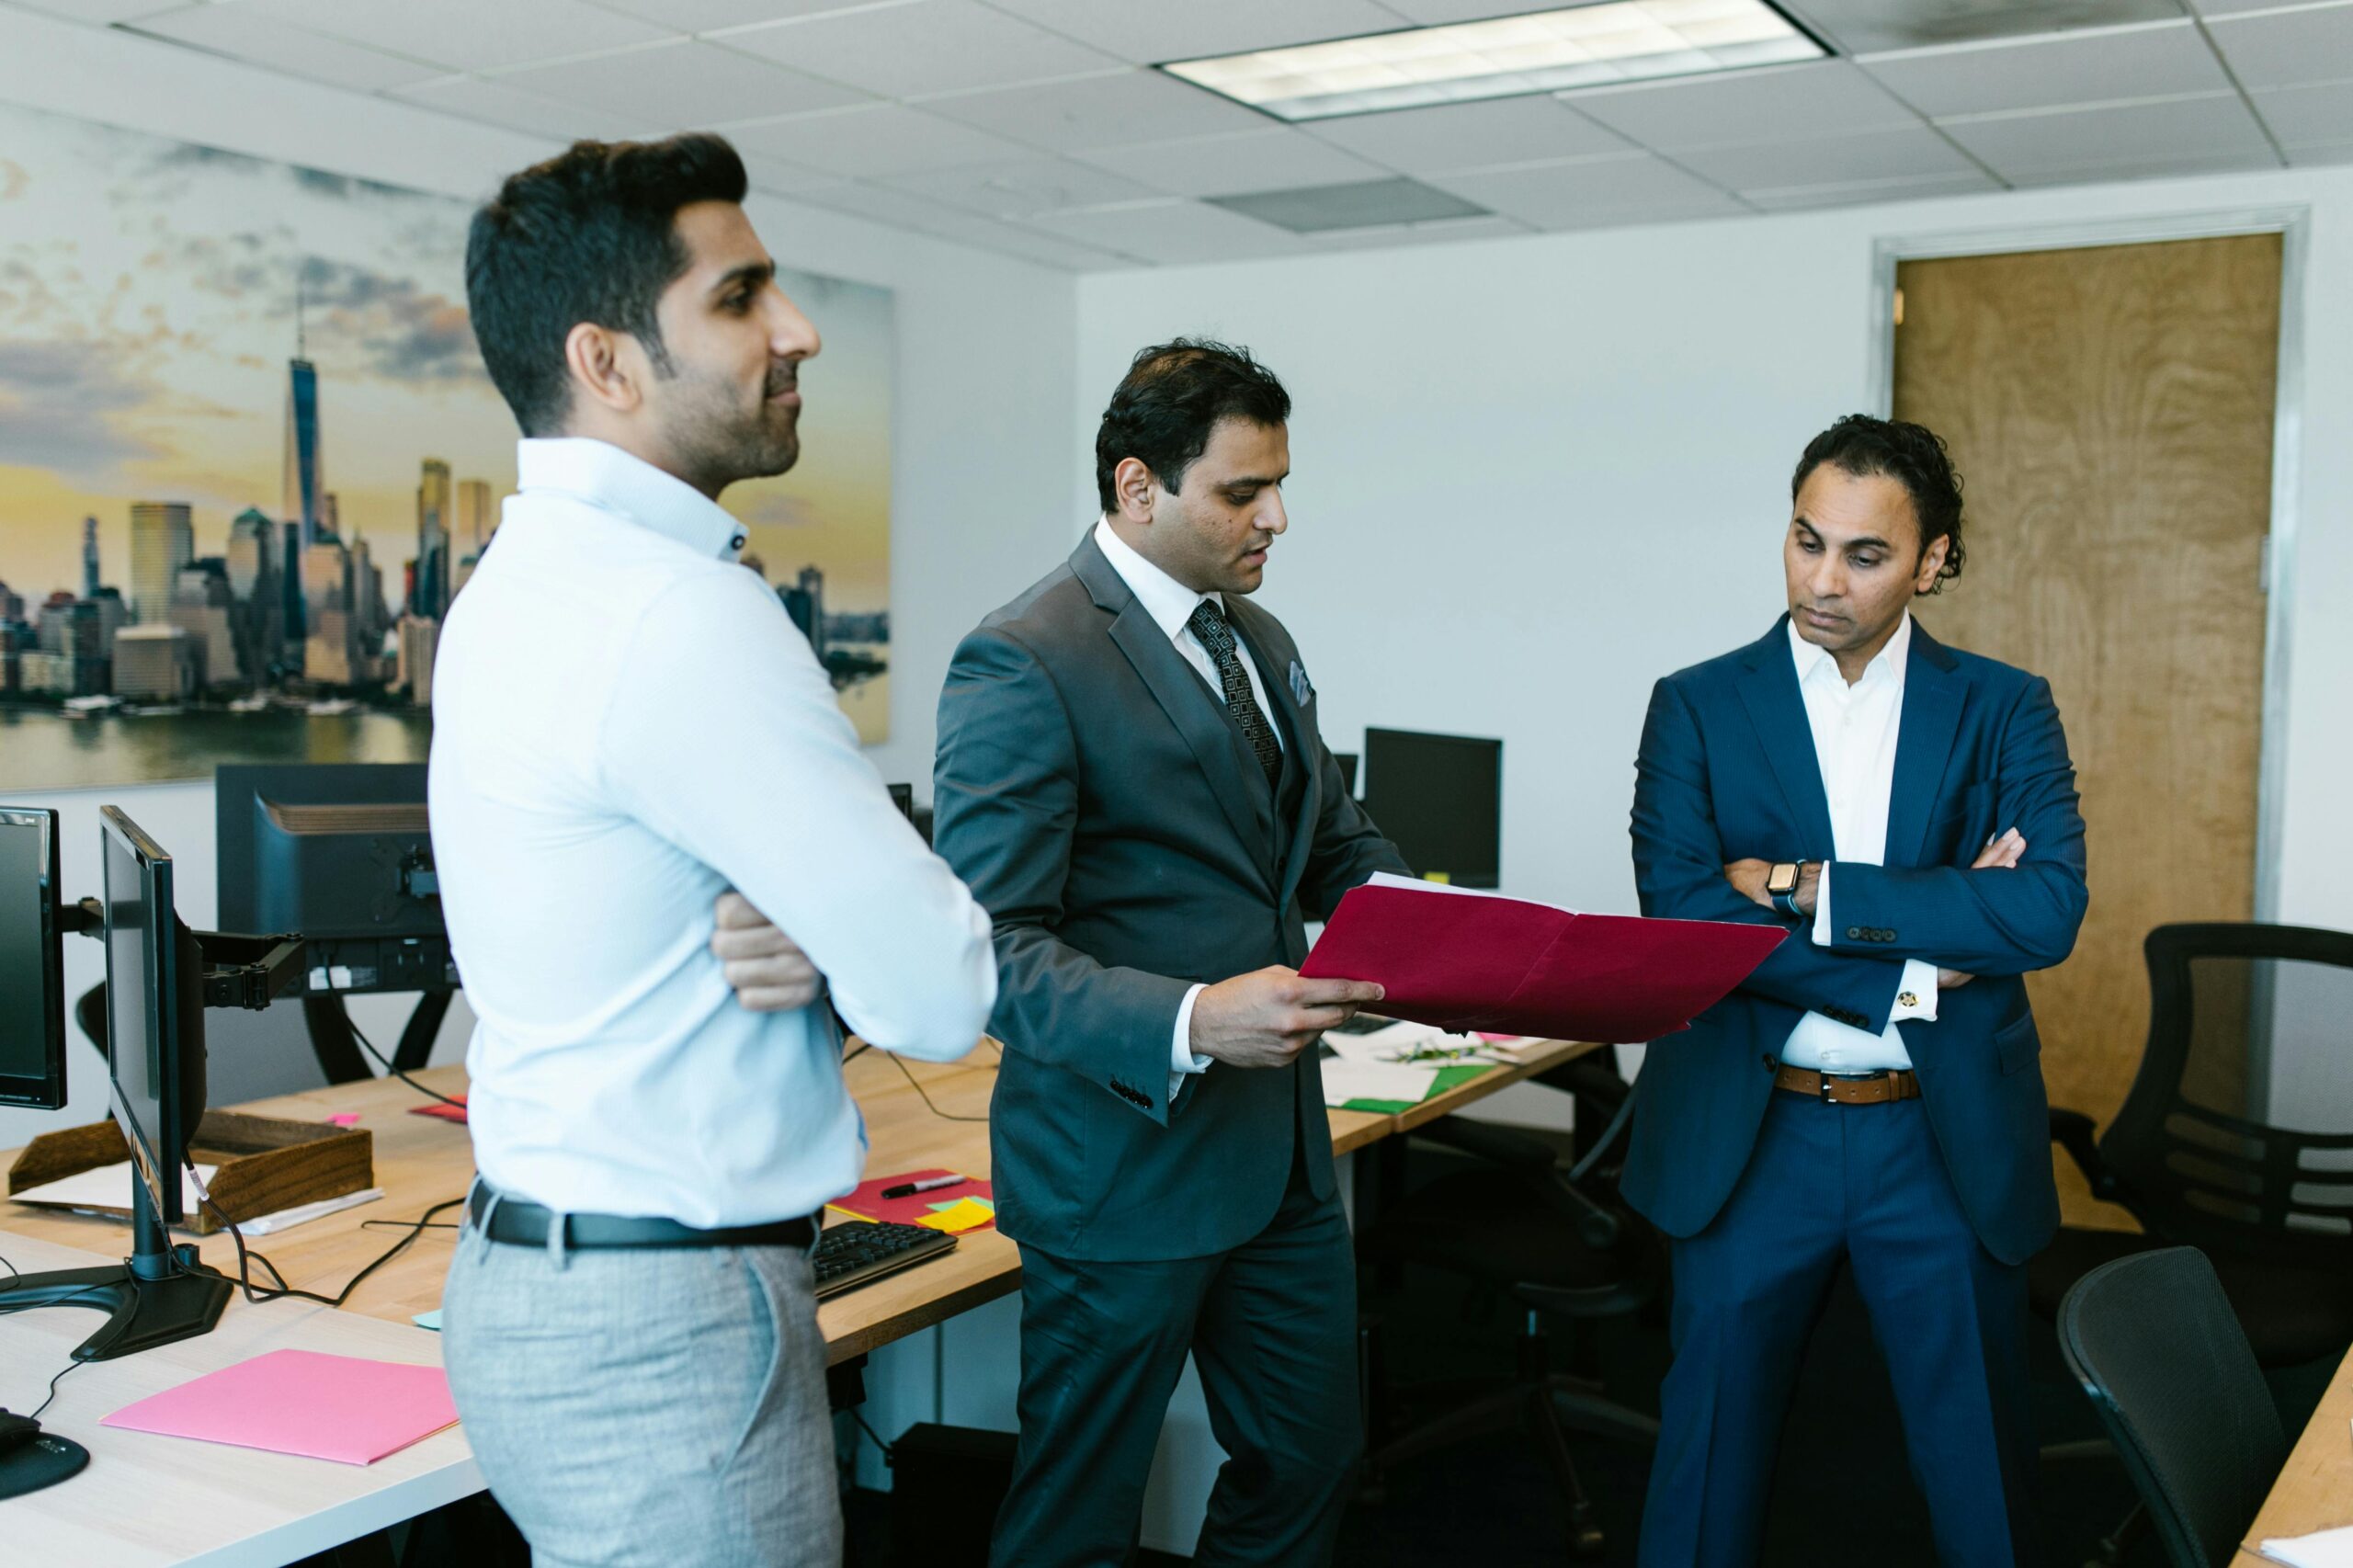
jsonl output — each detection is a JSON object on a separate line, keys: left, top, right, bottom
{"left": 1164, "top": 1, "right": 1824, "bottom": 122}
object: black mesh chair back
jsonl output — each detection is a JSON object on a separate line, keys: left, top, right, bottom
{"left": 2102, "top": 924, "right": 2353, "bottom": 1268}
{"left": 2059, "top": 1247, "right": 2287, "bottom": 1568}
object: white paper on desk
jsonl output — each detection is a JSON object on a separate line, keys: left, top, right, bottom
{"left": 1321, "top": 1060, "right": 1442, "bottom": 1107}
{"left": 242, "top": 1187, "right": 385, "bottom": 1235}
{"left": 1331, "top": 1017, "right": 1533, "bottom": 1066}
{"left": 2260, "top": 1525, "right": 2353, "bottom": 1567}
{"left": 10, "top": 1161, "right": 217, "bottom": 1214}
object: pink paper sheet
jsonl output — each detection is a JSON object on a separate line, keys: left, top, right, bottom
{"left": 102, "top": 1348, "right": 459, "bottom": 1465}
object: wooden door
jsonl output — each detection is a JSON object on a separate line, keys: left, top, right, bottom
{"left": 1892, "top": 234, "right": 2281, "bottom": 1229}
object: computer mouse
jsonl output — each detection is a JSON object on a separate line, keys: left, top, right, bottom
{"left": 0, "top": 1410, "right": 42, "bottom": 1451}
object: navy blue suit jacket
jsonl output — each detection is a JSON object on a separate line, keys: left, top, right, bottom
{"left": 1620, "top": 618, "right": 2088, "bottom": 1267}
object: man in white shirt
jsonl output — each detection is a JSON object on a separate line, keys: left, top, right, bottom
{"left": 930, "top": 341, "right": 1401, "bottom": 1566}
{"left": 432, "top": 133, "right": 995, "bottom": 1568}
{"left": 1623, "top": 415, "right": 2088, "bottom": 1565}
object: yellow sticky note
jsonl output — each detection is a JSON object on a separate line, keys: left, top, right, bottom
{"left": 1423, "top": 871, "right": 1452, "bottom": 885}
{"left": 916, "top": 1198, "right": 996, "bottom": 1234}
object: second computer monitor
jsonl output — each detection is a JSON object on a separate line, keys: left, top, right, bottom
{"left": 101, "top": 805, "right": 205, "bottom": 1225}
{"left": 1361, "top": 728, "right": 1503, "bottom": 890}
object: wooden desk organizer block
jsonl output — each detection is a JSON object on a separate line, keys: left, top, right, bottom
{"left": 6, "top": 1112, "right": 373, "bottom": 1234}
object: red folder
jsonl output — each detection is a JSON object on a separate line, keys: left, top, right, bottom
{"left": 1300, "top": 876, "right": 1785, "bottom": 1043}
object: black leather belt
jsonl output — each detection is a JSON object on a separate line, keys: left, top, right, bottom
{"left": 469, "top": 1184, "right": 815, "bottom": 1251}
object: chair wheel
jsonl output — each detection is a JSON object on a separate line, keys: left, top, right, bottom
{"left": 1567, "top": 1506, "right": 1606, "bottom": 1559}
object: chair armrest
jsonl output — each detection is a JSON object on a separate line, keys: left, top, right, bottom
{"left": 1408, "top": 1115, "right": 1558, "bottom": 1176}
{"left": 1535, "top": 1056, "right": 1628, "bottom": 1112}
{"left": 2049, "top": 1108, "right": 2120, "bottom": 1201}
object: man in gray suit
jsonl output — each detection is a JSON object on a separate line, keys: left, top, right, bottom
{"left": 933, "top": 339, "right": 1406, "bottom": 1567}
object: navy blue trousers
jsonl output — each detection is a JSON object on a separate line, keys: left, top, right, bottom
{"left": 1638, "top": 1092, "right": 2040, "bottom": 1567}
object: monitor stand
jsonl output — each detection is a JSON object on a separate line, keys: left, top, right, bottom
{"left": 0, "top": 1168, "right": 231, "bottom": 1363}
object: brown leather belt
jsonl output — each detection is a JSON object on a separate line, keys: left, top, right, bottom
{"left": 1775, "top": 1065, "right": 1922, "bottom": 1105}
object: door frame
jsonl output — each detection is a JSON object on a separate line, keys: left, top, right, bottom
{"left": 1863, "top": 207, "right": 2311, "bottom": 926}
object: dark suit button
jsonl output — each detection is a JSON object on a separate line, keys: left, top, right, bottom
{"left": 1761, "top": 1054, "right": 1778, "bottom": 1071}
{"left": 1847, "top": 926, "right": 1862, "bottom": 939}
{"left": 1138, "top": 1093, "right": 1154, "bottom": 1109}
{"left": 1884, "top": 928, "right": 1898, "bottom": 942}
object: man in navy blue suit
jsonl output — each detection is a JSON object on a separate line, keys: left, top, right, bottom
{"left": 1623, "top": 415, "right": 2088, "bottom": 1565}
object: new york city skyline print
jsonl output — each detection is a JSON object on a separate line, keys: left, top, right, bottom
{"left": 0, "top": 101, "right": 894, "bottom": 790}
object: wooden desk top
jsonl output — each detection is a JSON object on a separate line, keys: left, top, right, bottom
{"left": 0, "top": 1231, "right": 478, "bottom": 1568}
{"left": 2235, "top": 1342, "right": 2353, "bottom": 1564}
{"left": 1, "top": 1037, "right": 1602, "bottom": 1368}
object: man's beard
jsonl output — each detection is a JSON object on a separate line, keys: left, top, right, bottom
{"left": 659, "top": 366, "right": 800, "bottom": 494}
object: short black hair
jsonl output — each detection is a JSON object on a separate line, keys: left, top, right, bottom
{"left": 465, "top": 134, "right": 748, "bottom": 437}
{"left": 1095, "top": 339, "right": 1291, "bottom": 514}
{"left": 1791, "top": 415, "right": 1966, "bottom": 592}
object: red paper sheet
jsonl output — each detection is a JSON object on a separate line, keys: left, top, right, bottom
{"left": 407, "top": 1096, "right": 467, "bottom": 1124}
{"left": 827, "top": 1168, "right": 994, "bottom": 1229}
{"left": 102, "top": 1348, "right": 458, "bottom": 1466}
{"left": 1302, "top": 880, "right": 1785, "bottom": 1043}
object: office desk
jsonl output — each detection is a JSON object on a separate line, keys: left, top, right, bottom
{"left": 0, "top": 1232, "right": 475, "bottom": 1568}
{"left": 2234, "top": 1340, "right": 2353, "bottom": 1564}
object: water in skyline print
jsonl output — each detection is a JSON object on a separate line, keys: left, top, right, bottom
{"left": 0, "top": 102, "right": 893, "bottom": 789}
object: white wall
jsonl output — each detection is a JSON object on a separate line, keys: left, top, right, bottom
{"left": 1074, "top": 165, "right": 2353, "bottom": 942}
{"left": 0, "top": 7, "right": 1080, "bottom": 1149}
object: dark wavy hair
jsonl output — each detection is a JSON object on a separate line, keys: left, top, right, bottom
{"left": 1791, "top": 415, "right": 1967, "bottom": 593}
{"left": 1095, "top": 339, "right": 1291, "bottom": 513}
{"left": 466, "top": 134, "right": 748, "bottom": 437}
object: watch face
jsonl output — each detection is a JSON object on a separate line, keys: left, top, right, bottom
{"left": 1768, "top": 863, "right": 1798, "bottom": 894}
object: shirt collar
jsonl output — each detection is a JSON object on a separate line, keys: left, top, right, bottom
{"left": 1093, "top": 517, "right": 1222, "bottom": 642}
{"left": 1788, "top": 608, "right": 1912, "bottom": 692}
{"left": 516, "top": 437, "right": 747, "bottom": 562}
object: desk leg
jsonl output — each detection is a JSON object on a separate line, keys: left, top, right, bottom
{"left": 302, "top": 991, "right": 456, "bottom": 1084}
{"left": 1358, "top": 1135, "right": 1409, "bottom": 1293}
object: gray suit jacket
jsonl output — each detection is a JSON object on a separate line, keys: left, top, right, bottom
{"left": 932, "top": 533, "right": 1407, "bottom": 1262}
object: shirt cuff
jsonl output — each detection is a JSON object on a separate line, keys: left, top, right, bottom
{"left": 1811, "top": 863, "right": 1833, "bottom": 947}
{"left": 1170, "top": 983, "right": 1211, "bottom": 1103}
{"left": 1892, "top": 960, "right": 1940, "bottom": 1026}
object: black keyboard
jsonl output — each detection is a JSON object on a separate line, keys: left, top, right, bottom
{"left": 811, "top": 1219, "right": 957, "bottom": 1301}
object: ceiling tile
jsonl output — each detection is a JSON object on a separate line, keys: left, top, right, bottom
{"left": 1302, "top": 95, "right": 1629, "bottom": 175}
{"left": 2206, "top": 4, "right": 2353, "bottom": 90}
{"left": 722, "top": 0, "right": 1119, "bottom": 98}
{"left": 1564, "top": 61, "right": 1920, "bottom": 151}
{"left": 1860, "top": 20, "right": 2233, "bottom": 117}
{"left": 1939, "top": 92, "right": 2278, "bottom": 176}
{"left": 727, "top": 102, "right": 1034, "bottom": 176}
{"left": 1304, "top": 213, "right": 1533, "bottom": 248}
{"left": 878, "top": 156, "right": 1162, "bottom": 218}
{"left": 790, "top": 178, "right": 1144, "bottom": 267}
{"left": 1742, "top": 169, "right": 2000, "bottom": 209}
{"left": 736, "top": 151, "right": 848, "bottom": 197}
{"left": 389, "top": 75, "right": 660, "bottom": 142}
{"left": 2283, "top": 138, "right": 2353, "bottom": 165}
{"left": 1425, "top": 153, "right": 1745, "bottom": 229}
{"left": 1791, "top": 0, "right": 2187, "bottom": 55}
{"left": 1676, "top": 124, "right": 1979, "bottom": 188}
{"left": 235, "top": 0, "right": 677, "bottom": 73}
{"left": 5, "top": 0, "right": 177, "bottom": 19}
{"left": 493, "top": 39, "right": 865, "bottom": 126}
{"left": 1376, "top": 0, "right": 1592, "bottom": 20}
{"left": 2252, "top": 79, "right": 2353, "bottom": 146}
{"left": 1072, "top": 128, "right": 1388, "bottom": 197}
{"left": 923, "top": 68, "right": 1269, "bottom": 152}
{"left": 2001, "top": 147, "right": 2282, "bottom": 184}
{"left": 124, "top": 6, "right": 445, "bottom": 91}
{"left": 593, "top": 0, "right": 900, "bottom": 28}
{"left": 1026, "top": 198, "right": 1311, "bottom": 265}
{"left": 979, "top": 0, "right": 1414, "bottom": 62}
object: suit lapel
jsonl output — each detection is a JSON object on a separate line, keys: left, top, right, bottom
{"left": 1734, "top": 619, "right": 1838, "bottom": 858}
{"left": 1884, "top": 622, "right": 1966, "bottom": 868}
{"left": 1075, "top": 536, "right": 1270, "bottom": 865}
{"left": 1229, "top": 600, "right": 1321, "bottom": 907}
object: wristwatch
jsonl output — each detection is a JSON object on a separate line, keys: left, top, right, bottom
{"left": 1767, "top": 861, "right": 1808, "bottom": 920}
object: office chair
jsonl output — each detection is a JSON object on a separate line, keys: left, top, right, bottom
{"left": 1357, "top": 1055, "right": 1662, "bottom": 1560}
{"left": 2058, "top": 1247, "right": 2287, "bottom": 1568}
{"left": 2033, "top": 923, "right": 2353, "bottom": 1564}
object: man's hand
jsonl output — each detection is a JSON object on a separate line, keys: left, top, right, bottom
{"left": 1190, "top": 966, "right": 1384, "bottom": 1069}
{"left": 1939, "top": 830, "right": 2029, "bottom": 989}
{"left": 711, "top": 891, "right": 825, "bottom": 1013}
{"left": 1722, "top": 858, "right": 1823, "bottom": 915}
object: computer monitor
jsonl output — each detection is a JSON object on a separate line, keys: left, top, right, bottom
{"left": 1361, "top": 728, "right": 1504, "bottom": 890}
{"left": 217, "top": 763, "right": 449, "bottom": 994}
{"left": 0, "top": 805, "right": 67, "bottom": 1110}
{"left": 1334, "top": 753, "right": 1359, "bottom": 796}
{"left": 102, "top": 805, "right": 207, "bottom": 1229}
{"left": 888, "top": 782, "right": 915, "bottom": 823}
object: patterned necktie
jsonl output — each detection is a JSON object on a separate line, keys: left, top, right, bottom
{"left": 1187, "top": 599, "right": 1282, "bottom": 789}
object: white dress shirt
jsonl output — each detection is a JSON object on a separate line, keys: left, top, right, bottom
{"left": 1782, "top": 612, "right": 1940, "bottom": 1073}
{"left": 430, "top": 437, "right": 996, "bottom": 1227}
{"left": 1090, "top": 517, "right": 1282, "bottom": 1102}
